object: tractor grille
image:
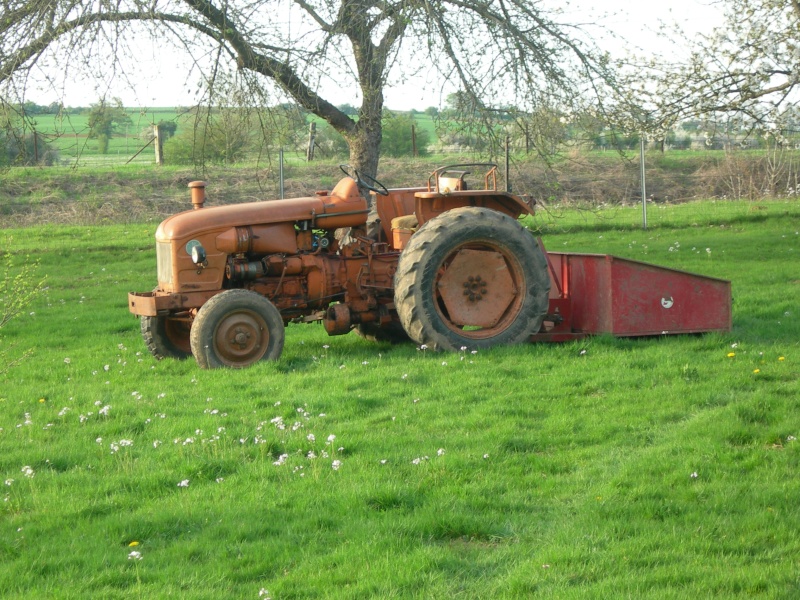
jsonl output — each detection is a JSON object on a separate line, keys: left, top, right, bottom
{"left": 156, "top": 242, "right": 173, "bottom": 286}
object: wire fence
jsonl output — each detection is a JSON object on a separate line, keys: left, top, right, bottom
{"left": 1, "top": 146, "right": 799, "bottom": 230}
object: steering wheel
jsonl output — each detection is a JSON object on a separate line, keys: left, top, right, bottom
{"left": 339, "top": 164, "right": 389, "bottom": 196}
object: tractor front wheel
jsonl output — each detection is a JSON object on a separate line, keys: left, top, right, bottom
{"left": 141, "top": 316, "right": 192, "bottom": 360}
{"left": 190, "top": 289, "right": 285, "bottom": 369}
{"left": 394, "top": 207, "right": 550, "bottom": 351}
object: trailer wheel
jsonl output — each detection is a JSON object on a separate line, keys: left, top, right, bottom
{"left": 190, "top": 289, "right": 285, "bottom": 369}
{"left": 141, "top": 316, "right": 192, "bottom": 360}
{"left": 394, "top": 207, "right": 550, "bottom": 351}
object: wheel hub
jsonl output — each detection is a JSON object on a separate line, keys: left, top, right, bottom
{"left": 438, "top": 248, "right": 517, "bottom": 328}
{"left": 232, "top": 328, "right": 251, "bottom": 347}
{"left": 215, "top": 311, "right": 266, "bottom": 363}
{"left": 463, "top": 275, "right": 488, "bottom": 302}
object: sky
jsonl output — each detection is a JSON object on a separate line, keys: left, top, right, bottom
{"left": 26, "top": 0, "right": 726, "bottom": 111}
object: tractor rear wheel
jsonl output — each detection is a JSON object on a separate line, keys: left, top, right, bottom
{"left": 190, "top": 289, "right": 285, "bottom": 369}
{"left": 394, "top": 207, "right": 550, "bottom": 351}
{"left": 141, "top": 316, "right": 192, "bottom": 360}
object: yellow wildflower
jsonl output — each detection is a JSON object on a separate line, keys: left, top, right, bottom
{"left": 128, "top": 541, "right": 140, "bottom": 547}
{"left": 727, "top": 352, "right": 735, "bottom": 358}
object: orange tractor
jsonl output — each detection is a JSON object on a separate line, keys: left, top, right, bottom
{"left": 128, "top": 164, "right": 731, "bottom": 369}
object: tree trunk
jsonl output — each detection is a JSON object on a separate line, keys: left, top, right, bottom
{"left": 344, "top": 110, "right": 383, "bottom": 238}
{"left": 347, "top": 123, "right": 381, "bottom": 181}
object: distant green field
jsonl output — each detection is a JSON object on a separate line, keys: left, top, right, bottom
{"left": 29, "top": 108, "right": 438, "bottom": 163}
{"left": 28, "top": 108, "right": 184, "bottom": 162}
{"left": 26, "top": 106, "right": 795, "bottom": 173}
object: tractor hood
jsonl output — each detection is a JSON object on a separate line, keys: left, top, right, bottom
{"left": 145, "top": 177, "right": 369, "bottom": 295}
{"left": 156, "top": 177, "right": 368, "bottom": 243}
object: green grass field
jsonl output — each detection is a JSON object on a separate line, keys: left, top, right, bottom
{"left": 1, "top": 204, "right": 799, "bottom": 598}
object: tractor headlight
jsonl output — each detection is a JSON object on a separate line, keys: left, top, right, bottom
{"left": 191, "top": 243, "right": 207, "bottom": 265}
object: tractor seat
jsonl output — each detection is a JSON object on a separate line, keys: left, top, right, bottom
{"left": 390, "top": 215, "right": 418, "bottom": 250}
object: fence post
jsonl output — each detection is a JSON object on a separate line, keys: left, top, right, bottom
{"left": 505, "top": 135, "right": 511, "bottom": 192}
{"left": 153, "top": 124, "right": 164, "bottom": 166}
{"left": 306, "top": 122, "right": 316, "bottom": 161}
{"left": 279, "top": 148, "right": 285, "bottom": 200}
{"left": 412, "top": 124, "right": 417, "bottom": 157}
{"left": 640, "top": 135, "right": 647, "bottom": 230}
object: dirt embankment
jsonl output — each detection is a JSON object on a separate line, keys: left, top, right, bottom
{"left": 512, "top": 150, "right": 800, "bottom": 207}
{"left": 2, "top": 151, "right": 798, "bottom": 228}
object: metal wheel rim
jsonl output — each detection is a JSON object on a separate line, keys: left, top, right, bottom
{"left": 212, "top": 309, "right": 270, "bottom": 367}
{"left": 434, "top": 242, "right": 525, "bottom": 340}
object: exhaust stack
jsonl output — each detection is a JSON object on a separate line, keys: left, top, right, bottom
{"left": 188, "top": 181, "right": 206, "bottom": 209}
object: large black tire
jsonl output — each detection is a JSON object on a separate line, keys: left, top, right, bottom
{"left": 141, "top": 316, "right": 192, "bottom": 360}
{"left": 190, "top": 289, "right": 285, "bottom": 369}
{"left": 394, "top": 207, "right": 550, "bottom": 351}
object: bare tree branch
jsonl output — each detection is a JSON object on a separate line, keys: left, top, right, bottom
{"left": 1, "top": 0, "right": 623, "bottom": 176}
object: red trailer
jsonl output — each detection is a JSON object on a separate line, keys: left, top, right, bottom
{"left": 535, "top": 252, "right": 732, "bottom": 341}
